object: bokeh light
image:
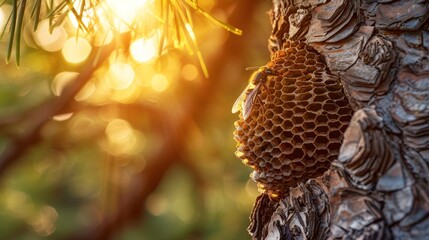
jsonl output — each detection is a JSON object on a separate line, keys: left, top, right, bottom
{"left": 151, "top": 74, "right": 169, "bottom": 92}
{"left": 107, "top": 63, "right": 135, "bottom": 90}
{"left": 34, "top": 20, "right": 68, "bottom": 52}
{"left": 181, "top": 64, "right": 199, "bottom": 81}
{"left": 62, "top": 37, "right": 92, "bottom": 64}
{"left": 105, "top": 0, "right": 148, "bottom": 31}
{"left": 130, "top": 37, "right": 158, "bottom": 63}
{"left": 146, "top": 193, "right": 169, "bottom": 216}
{"left": 106, "top": 119, "right": 133, "bottom": 144}
{"left": 101, "top": 118, "right": 145, "bottom": 156}
{"left": 51, "top": 72, "right": 79, "bottom": 96}
{"left": 29, "top": 206, "right": 58, "bottom": 237}
{"left": 52, "top": 113, "right": 74, "bottom": 121}
{"left": 0, "top": 4, "right": 12, "bottom": 32}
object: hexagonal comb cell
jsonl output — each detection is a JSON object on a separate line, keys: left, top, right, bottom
{"left": 233, "top": 41, "right": 353, "bottom": 198}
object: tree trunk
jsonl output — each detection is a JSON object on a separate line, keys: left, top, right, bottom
{"left": 238, "top": 1, "right": 429, "bottom": 239}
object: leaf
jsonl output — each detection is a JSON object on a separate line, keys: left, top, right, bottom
{"left": 47, "top": 0, "right": 67, "bottom": 26}
{"left": 171, "top": 0, "right": 208, "bottom": 77}
{"left": 32, "top": 0, "right": 42, "bottom": 31}
{"left": 49, "top": 9, "right": 69, "bottom": 31}
{"left": 183, "top": 0, "right": 242, "bottom": 36}
{"left": 15, "top": 0, "right": 27, "bottom": 66}
{"left": 6, "top": 0, "right": 17, "bottom": 64}
{"left": 67, "top": 0, "right": 89, "bottom": 32}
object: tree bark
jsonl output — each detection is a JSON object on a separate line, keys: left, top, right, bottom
{"left": 244, "top": 1, "right": 429, "bottom": 239}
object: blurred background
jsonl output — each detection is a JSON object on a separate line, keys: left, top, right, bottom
{"left": 0, "top": 0, "right": 272, "bottom": 239}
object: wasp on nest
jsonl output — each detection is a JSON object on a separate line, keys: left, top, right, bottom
{"left": 233, "top": 41, "right": 353, "bottom": 199}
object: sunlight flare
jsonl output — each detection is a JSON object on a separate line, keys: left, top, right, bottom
{"left": 151, "top": 74, "right": 169, "bottom": 92}
{"left": 62, "top": 37, "right": 92, "bottom": 64}
{"left": 130, "top": 37, "right": 158, "bottom": 63}
{"left": 105, "top": 0, "right": 149, "bottom": 31}
{"left": 108, "top": 63, "right": 135, "bottom": 90}
{"left": 34, "top": 20, "right": 68, "bottom": 52}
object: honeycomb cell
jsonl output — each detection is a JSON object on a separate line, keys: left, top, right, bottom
{"left": 305, "top": 59, "right": 317, "bottom": 65}
{"left": 274, "top": 82, "right": 283, "bottom": 90}
{"left": 291, "top": 135, "right": 304, "bottom": 145}
{"left": 296, "top": 56, "right": 306, "bottom": 63}
{"left": 291, "top": 126, "right": 304, "bottom": 134}
{"left": 315, "top": 115, "right": 329, "bottom": 124}
{"left": 303, "top": 143, "right": 316, "bottom": 154}
{"left": 314, "top": 95, "right": 328, "bottom": 102}
{"left": 328, "top": 142, "right": 341, "bottom": 151}
{"left": 274, "top": 98, "right": 283, "bottom": 105}
{"left": 272, "top": 116, "right": 283, "bottom": 125}
{"left": 297, "top": 92, "right": 312, "bottom": 100}
{"left": 282, "top": 86, "right": 297, "bottom": 93}
{"left": 282, "top": 110, "right": 294, "bottom": 118}
{"left": 262, "top": 131, "right": 274, "bottom": 140}
{"left": 303, "top": 112, "right": 317, "bottom": 119}
{"left": 329, "top": 130, "right": 342, "bottom": 139}
{"left": 272, "top": 126, "right": 283, "bottom": 136}
{"left": 264, "top": 119, "right": 274, "bottom": 129}
{"left": 313, "top": 87, "right": 326, "bottom": 95}
{"left": 293, "top": 106, "right": 306, "bottom": 115}
{"left": 273, "top": 106, "right": 284, "bottom": 114}
{"left": 328, "top": 121, "right": 342, "bottom": 128}
{"left": 338, "top": 107, "right": 353, "bottom": 115}
{"left": 280, "top": 131, "right": 293, "bottom": 140}
{"left": 233, "top": 40, "right": 353, "bottom": 197}
{"left": 291, "top": 116, "right": 304, "bottom": 125}
{"left": 282, "top": 94, "right": 295, "bottom": 101}
{"left": 315, "top": 125, "right": 329, "bottom": 134}
{"left": 323, "top": 103, "right": 338, "bottom": 111}
{"left": 302, "top": 122, "right": 316, "bottom": 129}
{"left": 314, "top": 136, "right": 329, "bottom": 146}
{"left": 302, "top": 131, "right": 317, "bottom": 141}
{"left": 328, "top": 91, "right": 344, "bottom": 99}
{"left": 315, "top": 149, "right": 329, "bottom": 157}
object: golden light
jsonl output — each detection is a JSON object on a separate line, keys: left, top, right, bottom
{"left": 34, "top": 20, "right": 68, "bottom": 52}
{"left": 29, "top": 206, "right": 58, "bottom": 237}
{"left": 51, "top": 72, "right": 79, "bottom": 96}
{"left": 130, "top": 37, "right": 157, "bottom": 63}
{"left": 75, "top": 81, "right": 96, "bottom": 101}
{"left": 106, "top": 119, "right": 134, "bottom": 144}
{"left": 105, "top": 0, "right": 148, "bottom": 31}
{"left": 181, "top": 64, "right": 199, "bottom": 81}
{"left": 146, "top": 193, "right": 170, "bottom": 216}
{"left": 4, "top": 190, "right": 35, "bottom": 220}
{"left": 68, "top": 0, "right": 103, "bottom": 31}
{"left": 151, "top": 74, "right": 169, "bottom": 92}
{"left": 0, "top": 4, "right": 12, "bottom": 32}
{"left": 52, "top": 113, "right": 74, "bottom": 121}
{"left": 94, "top": 30, "right": 114, "bottom": 47}
{"left": 108, "top": 63, "right": 135, "bottom": 90}
{"left": 62, "top": 37, "right": 92, "bottom": 64}
{"left": 68, "top": 113, "right": 98, "bottom": 140}
{"left": 102, "top": 118, "right": 143, "bottom": 155}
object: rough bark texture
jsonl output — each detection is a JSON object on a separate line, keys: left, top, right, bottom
{"left": 238, "top": 0, "right": 429, "bottom": 239}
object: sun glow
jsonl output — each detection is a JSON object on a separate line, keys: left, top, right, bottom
{"left": 108, "top": 63, "right": 135, "bottom": 90}
{"left": 62, "top": 37, "right": 92, "bottom": 64}
{"left": 130, "top": 37, "right": 158, "bottom": 63}
{"left": 105, "top": 0, "right": 148, "bottom": 31}
{"left": 34, "top": 20, "right": 68, "bottom": 52}
{"left": 0, "top": 5, "right": 12, "bottom": 32}
{"left": 151, "top": 74, "right": 169, "bottom": 92}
